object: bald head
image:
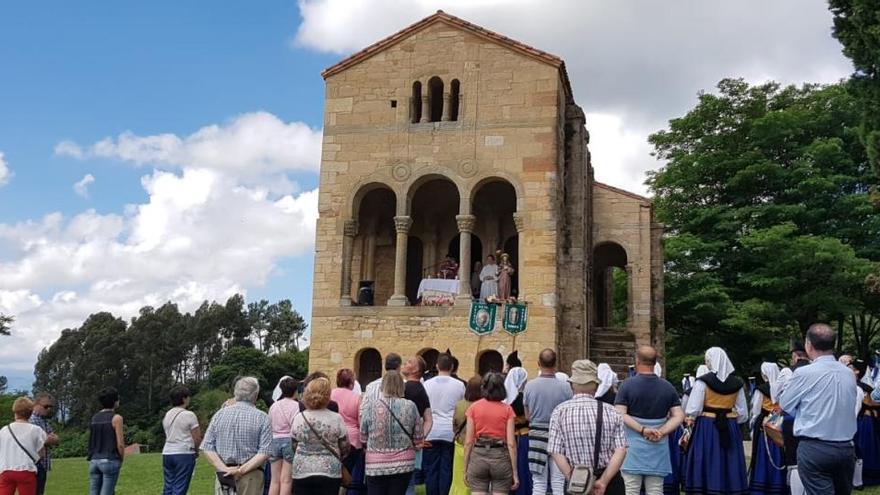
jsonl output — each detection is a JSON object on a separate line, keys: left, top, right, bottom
{"left": 538, "top": 348, "right": 557, "bottom": 371}
{"left": 806, "top": 323, "right": 835, "bottom": 357}
{"left": 636, "top": 346, "right": 658, "bottom": 366}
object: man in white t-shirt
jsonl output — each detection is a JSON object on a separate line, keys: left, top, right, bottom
{"left": 0, "top": 397, "right": 47, "bottom": 494}
{"left": 423, "top": 353, "right": 465, "bottom": 495}
{"left": 161, "top": 386, "right": 202, "bottom": 495}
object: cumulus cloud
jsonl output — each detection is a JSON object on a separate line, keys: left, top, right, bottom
{"left": 73, "top": 174, "right": 95, "bottom": 198}
{"left": 0, "top": 151, "right": 12, "bottom": 187}
{"left": 294, "top": 0, "right": 852, "bottom": 191}
{"left": 56, "top": 111, "right": 324, "bottom": 180}
{"left": 2, "top": 112, "right": 322, "bottom": 382}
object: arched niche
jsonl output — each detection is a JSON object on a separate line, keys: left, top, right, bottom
{"left": 472, "top": 179, "right": 519, "bottom": 297}
{"left": 355, "top": 348, "right": 382, "bottom": 390}
{"left": 592, "top": 242, "right": 630, "bottom": 328}
{"left": 352, "top": 184, "right": 397, "bottom": 305}
{"left": 407, "top": 176, "right": 461, "bottom": 288}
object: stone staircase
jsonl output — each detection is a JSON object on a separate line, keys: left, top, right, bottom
{"left": 589, "top": 327, "right": 636, "bottom": 379}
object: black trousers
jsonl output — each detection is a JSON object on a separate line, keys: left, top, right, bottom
{"left": 366, "top": 472, "right": 412, "bottom": 495}
{"left": 293, "top": 475, "right": 341, "bottom": 495}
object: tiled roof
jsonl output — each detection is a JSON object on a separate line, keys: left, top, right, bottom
{"left": 321, "top": 10, "right": 572, "bottom": 96}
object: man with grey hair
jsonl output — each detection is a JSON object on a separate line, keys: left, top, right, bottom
{"left": 780, "top": 323, "right": 858, "bottom": 495}
{"left": 201, "top": 377, "right": 272, "bottom": 495}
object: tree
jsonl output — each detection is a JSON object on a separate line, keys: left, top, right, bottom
{"left": 265, "top": 300, "right": 308, "bottom": 353}
{"left": 0, "top": 376, "right": 7, "bottom": 393}
{"left": 0, "top": 313, "right": 12, "bottom": 336}
{"left": 829, "top": 0, "right": 880, "bottom": 175}
{"left": 223, "top": 294, "right": 253, "bottom": 348}
{"left": 648, "top": 79, "right": 880, "bottom": 375}
{"left": 247, "top": 300, "right": 270, "bottom": 352}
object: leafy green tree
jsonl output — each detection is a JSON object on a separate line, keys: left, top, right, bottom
{"left": 247, "top": 299, "right": 270, "bottom": 352}
{"left": 266, "top": 300, "right": 308, "bottom": 353}
{"left": 223, "top": 294, "right": 253, "bottom": 348}
{"left": 649, "top": 79, "right": 880, "bottom": 375}
{"left": 829, "top": 0, "right": 880, "bottom": 175}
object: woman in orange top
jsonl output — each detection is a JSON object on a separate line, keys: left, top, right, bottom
{"left": 463, "top": 372, "right": 518, "bottom": 495}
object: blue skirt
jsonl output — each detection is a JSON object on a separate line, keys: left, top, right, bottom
{"left": 683, "top": 416, "right": 748, "bottom": 495}
{"left": 664, "top": 426, "right": 684, "bottom": 495}
{"left": 748, "top": 422, "right": 788, "bottom": 495}
{"left": 512, "top": 434, "right": 533, "bottom": 495}
{"left": 856, "top": 415, "right": 880, "bottom": 486}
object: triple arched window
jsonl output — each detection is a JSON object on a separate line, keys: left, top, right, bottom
{"left": 411, "top": 77, "right": 460, "bottom": 123}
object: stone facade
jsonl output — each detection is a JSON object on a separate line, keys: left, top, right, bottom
{"left": 309, "top": 11, "right": 663, "bottom": 381}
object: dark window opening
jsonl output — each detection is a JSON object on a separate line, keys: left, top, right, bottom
{"left": 411, "top": 81, "right": 422, "bottom": 123}
{"left": 390, "top": 100, "right": 397, "bottom": 108}
{"left": 450, "top": 79, "right": 461, "bottom": 121}
{"left": 428, "top": 76, "right": 444, "bottom": 122}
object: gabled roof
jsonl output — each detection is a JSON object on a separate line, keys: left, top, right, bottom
{"left": 321, "top": 10, "right": 572, "bottom": 97}
{"left": 594, "top": 181, "right": 653, "bottom": 204}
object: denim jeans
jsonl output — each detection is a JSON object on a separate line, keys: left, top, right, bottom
{"left": 422, "top": 440, "right": 454, "bottom": 495}
{"left": 89, "top": 458, "right": 121, "bottom": 495}
{"left": 36, "top": 465, "right": 47, "bottom": 495}
{"left": 162, "top": 454, "right": 196, "bottom": 495}
{"left": 797, "top": 439, "right": 855, "bottom": 495}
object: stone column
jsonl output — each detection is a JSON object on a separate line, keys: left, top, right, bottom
{"left": 340, "top": 220, "right": 358, "bottom": 306}
{"left": 603, "top": 267, "right": 615, "bottom": 327}
{"left": 441, "top": 93, "right": 452, "bottom": 121}
{"left": 389, "top": 216, "right": 412, "bottom": 306}
{"left": 420, "top": 96, "right": 430, "bottom": 123}
{"left": 364, "top": 230, "right": 376, "bottom": 281}
{"left": 625, "top": 263, "right": 635, "bottom": 328}
{"left": 513, "top": 212, "right": 525, "bottom": 299}
{"left": 456, "top": 214, "right": 476, "bottom": 303}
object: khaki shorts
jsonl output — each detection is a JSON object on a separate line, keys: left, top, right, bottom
{"left": 467, "top": 440, "right": 513, "bottom": 493}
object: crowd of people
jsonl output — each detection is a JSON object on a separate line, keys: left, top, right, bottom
{"left": 0, "top": 322, "right": 872, "bottom": 495}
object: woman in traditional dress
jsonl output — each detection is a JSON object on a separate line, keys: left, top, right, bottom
{"left": 504, "top": 367, "right": 532, "bottom": 495}
{"left": 683, "top": 347, "right": 748, "bottom": 495}
{"left": 850, "top": 359, "right": 880, "bottom": 487}
{"left": 479, "top": 255, "right": 499, "bottom": 301}
{"left": 596, "top": 363, "right": 618, "bottom": 405}
{"left": 748, "top": 362, "right": 787, "bottom": 495}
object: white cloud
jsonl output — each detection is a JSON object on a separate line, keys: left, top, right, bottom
{"left": 294, "top": 0, "right": 852, "bottom": 191}
{"left": 73, "top": 174, "right": 95, "bottom": 198}
{"left": 1, "top": 112, "right": 321, "bottom": 381}
{"left": 0, "top": 151, "right": 12, "bottom": 187}
{"left": 56, "top": 111, "right": 324, "bottom": 180}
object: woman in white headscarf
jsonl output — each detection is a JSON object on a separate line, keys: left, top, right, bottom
{"left": 595, "top": 363, "right": 618, "bottom": 404}
{"left": 747, "top": 362, "right": 786, "bottom": 495}
{"left": 503, "top": 367, "right": 532, "bottom": 494}
{"left": 683, "top": 347, "right": 748, "bottom": 495}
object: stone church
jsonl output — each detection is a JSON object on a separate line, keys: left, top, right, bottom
{"left": 308, "top": 11, "right": 664, "bottom": 383}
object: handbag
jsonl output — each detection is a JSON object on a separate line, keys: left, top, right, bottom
{"left": 302, "top": 412, "right": 353, "bottom": 487}
{"left": 762, "top": 410, "right": 785, "bottom": 448}
{"left": 567, "top": 399, "right": 604, "bottom": 495}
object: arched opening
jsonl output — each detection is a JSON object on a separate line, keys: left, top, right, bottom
{"left": 447, "top": 234, "right": 483, "bottom": 282}
{"left": 355, "top": 348, "right": 382, "bottom": 390}
{"left": 593, "top": 242, "right": 629, "bottom": 328}
{"left": 419, "top": 348, "right": 440, "bottom": 377}
{"left": 354, "top": 186, "right": 397, "bottom": 305}
{"left": 428, "top": 76, "right": 444, "bottom": 122}
{"left": 450, "top": 79, "right": 461, "bottom": 121}
{"left": 477, "top": 350, "right": 504, "bottom": 376}
{"left": 411, "top": 81, "right": 423, "bottom": 123}
{"left": 408, "top": 177, "right": 461, "bottom": 302}
{"left": 405, "top": 236, "right": 424, "bottom": 304}
{"left": 472, "top": 180, "right": 518, "bottom": 299}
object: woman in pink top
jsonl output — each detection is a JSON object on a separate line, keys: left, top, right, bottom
{"left": 267, "top": 377, "right": 300, "bottom": 495}
{"left": 331, "top": 368, "right": 364, "bottom": 493}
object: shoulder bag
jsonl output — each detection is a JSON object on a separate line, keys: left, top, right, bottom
{"left": 378, "top": 398, "right": 416, "bottom": 447}
{"left": 567, "top": 400, "right": 603, "bottom": 495}
{"left": 5, "top": 424, "right": 39, "bottom": 465}
{"left": 301, "top": 412, "right": 353, "bottom": 487}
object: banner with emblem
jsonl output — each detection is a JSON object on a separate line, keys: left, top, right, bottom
{"left": 469, "top": 302, "right": 497, "bottom": 335}
{"left": 502, "top": 303, "right": 528, "bottom": 335}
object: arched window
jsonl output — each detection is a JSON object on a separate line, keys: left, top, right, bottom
{"left": 450, "top": 79, "right": 461, "bottom": 121}
{"left": 592, "top": 242, "right": 629, "bottom": 328}
{"left": 428, "top": 76, "right": 444, "bottom": 122}
{"left": 411, "top": 81, "right": 423, "bottom": 123}
{"left": 355, "top": 348, "right": 382, "bottom": 390}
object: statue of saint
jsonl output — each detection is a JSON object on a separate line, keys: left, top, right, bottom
{"left": 498, "top": 252, "right": 515, "bottom": 300}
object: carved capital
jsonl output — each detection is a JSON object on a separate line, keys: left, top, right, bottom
{"left": 455, "top": 214, "right": 476, "bottom": 233}
{"left": 512, "top": 212, "right": 525, "bottom": 233}
{"left": 343, "top": 219, "right": 359, "bottom": 237}
{"left": 393, "top": 215, "right": 412, "bottom": 234}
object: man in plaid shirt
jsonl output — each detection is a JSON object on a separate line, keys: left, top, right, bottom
{"left": 548, "top": 360, "right": 628, "bottom": 495}
{"left": 201, "top": 377, "right": 272, "bottom": 495}
{"left": 29, "top": 393, "right": 60, "bottom": 495}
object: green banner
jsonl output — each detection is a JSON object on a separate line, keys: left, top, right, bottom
{"left": 502, "top": 303, "right": 528, "bottom": 335}
{"left": 469, "top": 302, "right": 497, "bottom": 335}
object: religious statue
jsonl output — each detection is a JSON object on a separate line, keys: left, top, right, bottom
{"left": 438, "top": 254, "right": 459, "bottom": 280}
{"left": 498, "top": 252, "right": 515, "bottom": 301}
{"left": 479, "top": 254, "right": 499, "bottom": 301}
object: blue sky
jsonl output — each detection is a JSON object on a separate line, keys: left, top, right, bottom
{"left": 0, "top": 0, "right": 851, "bottom": 391}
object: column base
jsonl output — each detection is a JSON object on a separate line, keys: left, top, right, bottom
{"left": 388, "top": 295, "right": 409, "bottom": 307}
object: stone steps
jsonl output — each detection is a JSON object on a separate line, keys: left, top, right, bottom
{"left": 589, "top": 327, "right": 636, "bottom": 378}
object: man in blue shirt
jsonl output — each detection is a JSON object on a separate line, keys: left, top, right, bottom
{"left": 779, "top": 323, "right": 858, "bottom": 495}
